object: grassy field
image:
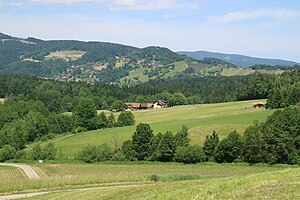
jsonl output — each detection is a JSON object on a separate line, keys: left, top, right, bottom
{"left": 0, "top": 98, "right": 5, "bottom": 104}
{"left": 49, "top": 100, "right": 273, "bottom": 158}
{"left": 0, "top": 162, "right": 297, "bottom": 196}
{"left": 45, "top": 50, "right": 86, "bottom": 61}
{"left": 221, "top": 68, "right": 254, "bottom": 76}
{"left": 23, "top": 167, "right": 299, "bottom": 200}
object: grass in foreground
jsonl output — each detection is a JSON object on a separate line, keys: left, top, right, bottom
{"left": 0, "top": 162, "right": 295, "bottom": 195}
{"left": 51, "top": 100, "right": 273, "bottom": 157}
{"left": 21, "top": 167, "right": 300, "bottom": 200}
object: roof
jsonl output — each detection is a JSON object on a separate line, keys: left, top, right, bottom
{"left": 147, "top": 103, "right": 153, "bottom": 108}
{"left": 127, "top": 103, "right": 141, "bottom": 108}
{"left": 155, "top": 100, "right": 168, "bottom": 105}
{"left": 253, "top": 102, "right": 265, "bottom": 105}
{"left": 140, "top": 103, "right": 148, "bottom": 108}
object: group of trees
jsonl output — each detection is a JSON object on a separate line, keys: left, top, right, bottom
{"left": 203, "top": 106, "right": 300, "bottom": 164}
{"left": 236, "top": 70, "right": 300, "bottom": 109}
{"left": 77, "top": 125, "right": 205, "bottom": 164}
{"left": 2, "top": 70, "right": 298, "bottom": 113}
{"left": 0, "top": 97, "right": 135, "bottom": 158}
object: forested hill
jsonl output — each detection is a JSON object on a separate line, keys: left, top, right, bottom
{"left": 0, "top": 33, "right": 197, "bottom": 84}
{"left": 178, "top": 50, "right": 300, "bottom": 68}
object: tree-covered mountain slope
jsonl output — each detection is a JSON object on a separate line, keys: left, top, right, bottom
{"left": 0, "top": 33, "right": 297, "bottom": 84}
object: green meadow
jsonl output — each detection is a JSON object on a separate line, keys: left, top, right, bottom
{"left": 45, "top": 50, "right": 86, "bottom": 61}
{"left": 52, "top": 100, "right": 273, "bottom": 158}
{"left": 21, "top": 166, "right": 300, "bottom": 200}
{"left": 0, "top": 162, "right": 298, "bottom": 197}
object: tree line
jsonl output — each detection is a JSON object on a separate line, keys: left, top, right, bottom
{"left": 0, "top": 97, "right": 135, "bottom": 155}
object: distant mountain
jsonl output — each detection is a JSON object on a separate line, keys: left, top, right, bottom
{"left": 0, "top": 33, "right": 15, "bottom": 40}
{"left": 177, "top": 50, "right": 299, "bottom": 68}
{"left": 0, "top": 33, "right": 197, "bottom": 84}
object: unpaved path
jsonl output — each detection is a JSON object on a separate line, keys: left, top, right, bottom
{"left": 0, "top": 182, "right": 148, "bottom": 200}
{"left": 0, "top": 163, "right": 40, "bottom": 180}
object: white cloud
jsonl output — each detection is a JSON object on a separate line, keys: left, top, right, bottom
{"left": 27, "top": 0, "right": 177, "bottom": 10}
{"left": 210, "top": 8, "right": 300, "bottom": 23}
{"left": 29, "top": 0, "right": 105, "bottom": 5}
{"left": 111, "top": 0, "right": 177, "bottom": 10}
{"left": 0, "top": 0, "right": 203, "bottom": 11}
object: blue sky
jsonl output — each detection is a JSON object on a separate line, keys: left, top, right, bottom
{"left": 1, "top": 0, "right": 300, "bottom": 62}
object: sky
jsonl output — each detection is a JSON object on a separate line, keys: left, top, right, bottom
{"left": 0, "top": 0, "right": 300, "bottom": 62}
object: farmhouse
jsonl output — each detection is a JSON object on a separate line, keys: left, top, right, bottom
{"left": 153, "top": 100, "right": 168, "bottom": 109}
{"left": 140, "top": 103, "right": 154, "bottom": 109}
{"left": 253, "top": 102, "right": 265, "bottom": 109}
{"left": 126, "top": 103, "right": 141, "bottom": 110}
{"left": 126, "top": 101, "right": 166, "bottom": 110}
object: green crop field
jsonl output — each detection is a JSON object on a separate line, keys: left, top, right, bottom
{"left": 48, "top": 100, "right": 274, "bottom": 158}
{"left": 0, "top": 165, "right": 27, "bottom": 182}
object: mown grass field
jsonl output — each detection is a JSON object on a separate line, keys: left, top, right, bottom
{"left": 0, "top": 162, "right": 298, "bottom": 197}
{"left": 23, "top": 167, "right": 299, "bottom": 200}
{"left": 45, "top": 50, "right": 86, "bottom": 61}
{"left": 52, "top": 100, "right": 273, "bottom": 157}
{"left": 221, "top": 68, "right": 254, "bottom": 76}
{"left": 0, "top": 98, "right": 5, "bottom": 104}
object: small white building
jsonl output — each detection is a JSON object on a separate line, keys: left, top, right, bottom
{"left": 153, "top": 100, "right": 168, "bottom": 109}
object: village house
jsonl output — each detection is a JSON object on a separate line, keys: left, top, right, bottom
{"left": 126, "top": 100, "right": 167, "bottom": 110}
{"left": 153, "top": 100, "right": 168, "bottom": 109}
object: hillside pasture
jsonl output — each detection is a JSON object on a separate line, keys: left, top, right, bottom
{"left": 221, "top": 68, "right": 254, "bottom": 76}
{"left": 45, "top": 50, "right": 86, "bottom": 61}
{"left": 52, "top": 100, "right": 273, "bottom": 157}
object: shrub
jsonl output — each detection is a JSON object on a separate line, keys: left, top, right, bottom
{"left": 0, "top": 145, "right": 17, "bottom": 162}
{"left": 117, "top": 111, "right": 135, "bottom": 127}
{"left": 174, "top": 145, "right": 205, "bottom": 164}
{"left": 31, "top": 142, "right": 57, "bottom": 160}
{"left": 76, "top": 144, "right": 112, "bottom": 163}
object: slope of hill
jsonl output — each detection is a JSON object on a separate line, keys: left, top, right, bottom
{"left": 0, "top": 33, "right": 196, "bottom": 84}
{"left": 178, "top": 50, "right": 299, "bottom": 68}
{"left": 37, "top": 100, "right": 273, "bottom": 158}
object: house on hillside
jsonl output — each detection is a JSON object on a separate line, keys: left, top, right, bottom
{"left": 253, "top": 102, "right": 265, "bottom": 109}
{"left": 126, "top": 103, "right": 141, "bottom": 110}
{"left": 140, "top": 103, "right": 154, "bottom": 109}
{"left": 153, "top": 100, "right": 168, "bottom": 109}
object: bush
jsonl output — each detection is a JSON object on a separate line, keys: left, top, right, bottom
{"left": 31, "top": 142, "right": 57, "bottom": 160}
{"left": 76, "top": 144, "right": 112, "bottom": 163}
{"left": 117, "top": 111, "right": 135, "bottom": 127}
{"left": 215, "top": 131, "right": 243, "bottom": 163}
{"left": 174, "top": 145, "right": 205, "bottom": 164}
{"left": 0, "top": 145, "right": 16, "bottom": 162}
